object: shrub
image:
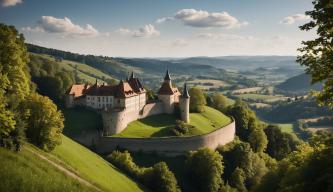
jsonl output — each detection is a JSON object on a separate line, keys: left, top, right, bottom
{"left": 171, "top": 120, "right": 194, "bottom": 136}
{"left": 108, "top": 150, "right": 180, "bottom": 192}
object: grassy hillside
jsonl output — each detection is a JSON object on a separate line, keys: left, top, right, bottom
{"left": 51, "top": 135, "right": 147, "bottom": 192}
{"left": 0, "top": 135, "right": 147, "bottom": 192}
{"left": 114, "top": 106, "right": 232, "bottom": 138}
{"left": 29, "top": 53, "right": 116, "bottom": 84}
{"left": 0, "top": 146, "right": 96, "bottom": 192}
{"left": 276, "top": 73, "right": 322, "bottom": 93}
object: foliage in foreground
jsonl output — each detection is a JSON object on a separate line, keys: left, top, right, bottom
{"left": 0, "top": 23, "right": 64, "bottom": 151}
{"left": 108, "top": 150, "right": 180, "bottom": 192}
{"left": 255, "top": 132, "right": 333, "bottom": 192}
{"left": 22, "top": 93, "right": 64, "bottom": 151}
{"left": 297, "top": 0, "right": 333, "bottom": 108}
{"left": 187, "top": 148, "right": 224, "bottom": 192}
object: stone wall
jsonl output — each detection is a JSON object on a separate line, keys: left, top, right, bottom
{"left": 140, "top": 102, "right": 164, "bottom": 118}
{"left": 96, "top": 120, "right": 235, "bottom": 155}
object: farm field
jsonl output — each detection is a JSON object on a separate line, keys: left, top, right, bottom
{"left": 186, "top": 79, "right": 229, "bottom": 90}
{"left": 232, "top": 87, "right": 263, "bottom": 94}
{"left": 235, "top": 93, "right": 288, "bottom": 102}
{"left": 113, "top": 106, "right": 232, "bottom": 138}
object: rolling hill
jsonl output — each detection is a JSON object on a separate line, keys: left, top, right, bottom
{"left": 276, "top": 73, "right": 322, "bottom": 93}
{"left": 0, "top": 136, "right": 147, "bottom": 192}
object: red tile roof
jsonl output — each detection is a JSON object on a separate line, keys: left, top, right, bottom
{"left": 68, "top": 84, "right": 89, "bottom": 98}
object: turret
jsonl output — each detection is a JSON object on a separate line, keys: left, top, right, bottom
{"left": 180, "top": 83, "right": 190, "bottom": 123}
{"left": 164, "top": 69, "right": 171, "bottom": 87}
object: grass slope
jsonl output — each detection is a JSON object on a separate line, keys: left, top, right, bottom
{"left": 114, "top": 106, "right": 232, "bottom": 138}
{"left": 30, "top": 53, "right": 115, "bottom": 84}
{"left": 0, "top": 147, "right": 95, "bottom": 192}
{"left": 52, "top": 135, "right": 147, "bottom": 192}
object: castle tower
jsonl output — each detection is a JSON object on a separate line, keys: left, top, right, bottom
{"left": 180, "top": 83, "right": 190, "bottom": 123}
{"left": 157, "top": 69, "right": 181, "bottom": 114}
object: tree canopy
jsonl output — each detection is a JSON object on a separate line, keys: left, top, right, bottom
{"left": 189, "top": 87, "right": 207, "bottom": 113}
{"left": 187, "top": 148, "right": 224, "bottom": 192}
{"left": 297, "top": 0, "right": 333, "bottom": 108}
{"left": 23, "top": 93, "right": 64, "bottom": 151}
{"left": 0, "top": 23, "right": 31, "bottom": 149}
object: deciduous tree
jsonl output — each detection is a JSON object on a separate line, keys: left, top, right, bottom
{"left": 297, "top": 0, "right": 333, "bottom": 108}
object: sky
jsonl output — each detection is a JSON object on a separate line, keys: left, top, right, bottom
{"left": 0, "top": 0, "right": 316, "bottom": 57}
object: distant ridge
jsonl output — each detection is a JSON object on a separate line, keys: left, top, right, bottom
{"left": 276, "top": 73, "right": 322, "bottom": 93}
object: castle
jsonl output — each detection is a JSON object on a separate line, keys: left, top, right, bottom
{"left": 66, "top": 70, "right": 190, "bottom": 135}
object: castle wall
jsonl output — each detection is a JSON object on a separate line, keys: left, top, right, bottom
{"left": 97, "top": 120, "right": 235, "bottom": 155}
{"left": 140, "top": 102, "right": 164, "bottom": 118}
{"left": 158, "top": 95, "right": 174, "bottom": 114}
{"left": 65, "top": 95, "right": 74, "bottom": 108}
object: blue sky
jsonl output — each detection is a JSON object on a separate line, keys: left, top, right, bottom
{"left": 0, "top": 0, "right": 315, "bottom": 57}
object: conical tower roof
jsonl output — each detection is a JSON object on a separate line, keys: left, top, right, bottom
{"left": 182, "top": 83, "right": 190, "bottom": 98}
{"left": 164, "top": 69, "right": 171, "bottom": 81}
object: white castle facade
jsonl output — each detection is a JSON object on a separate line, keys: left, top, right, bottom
{"left": 66, "top": 70, "right": 190, "bottom": 135}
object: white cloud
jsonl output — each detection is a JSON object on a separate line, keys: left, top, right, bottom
{"left": 1, "top": 0, "right": 22, "bottom": 7}
{"left": 156, "top": 17, "right": 174, "bottom": 24}
{"left": 174, "top": 9, "right": 248, "bottom": 28}
{"left": 115, "top": 27, "right": 131, "bottom": 35}
{"left": 116, "top": 24, "right": 160, "bottom": 38}
{"left": 280, "top": 14, "right": 310, "bottom": 25}
{"left": 23, "top": 16, "right": 99, "bottom": 37}
{"left": 21, "top": 26, "right": 44, "bottom": 33}
{"left": 132, "top": 24, "right": 160, "bottom": 38}
{"left": 196, "top": 33, "right": 255, "bottom": 41}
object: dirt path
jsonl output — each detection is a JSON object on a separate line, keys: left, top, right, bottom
{"left": 24, "top": 147, "right": 101, "bottom": 192}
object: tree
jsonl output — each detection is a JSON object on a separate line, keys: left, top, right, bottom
{"left": 150, "top": 162, "right": 180, "bottom": 192}
{"left": 248, "top": 126, "right": 268, "bottom": 153}
{"left": 0, "top": 23, "right": 31, "bottom": 149}
{"left": 226, "top": 100, "right": 268, "bottom": 153}
{"left": 218, "top": 141, "right": 268, "bottom": 191}
{"left": 230, "top": 167, "right": 247, "bottom": 192}
{"left": 297, "top": 0, "right": 333, "bottom": 108}
{"left": 264, "top": 125, "right": 299, "bottom": 160}
{"left": 187, "top": 148, "right": 224, "bottom": 192}
{"left": 189, "top": 87, "right": 206, "bottom": 112}
{"left": 23, "top": 93, "right": 64, "bottom": 151}
{"left": 108, "top": 150, "right": 180, "bottom": 192}
{"left": 210, "top": 93, "right": 229, "bottom": 112}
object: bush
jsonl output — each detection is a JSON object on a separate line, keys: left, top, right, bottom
{"left": 171, "top": 120, "right": 194, "bottom": 136}
{"left": 108, "top": 150, "right": 180, "bottom": 192}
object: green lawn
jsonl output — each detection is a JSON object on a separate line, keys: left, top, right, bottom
{"left": 62, "top": 107, "right": 102, "bottom": 137}
{"left": 0, "top": 146, "right": 95, "bottom": 192}
{"left": 51, "top": 135, "right": 147, "bottom": 192}
{"left": 114, "top": 106, "right": 232, "bottom": 138}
